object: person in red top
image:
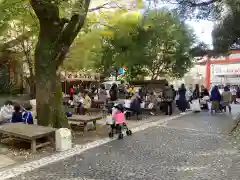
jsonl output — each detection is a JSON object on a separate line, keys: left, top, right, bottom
{"left": 69, "top": 86, "right": 74, "bottom": 100}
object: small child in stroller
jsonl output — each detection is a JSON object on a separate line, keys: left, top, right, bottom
{"left": 106, "top": 103, "right": 132, "bottom": 139}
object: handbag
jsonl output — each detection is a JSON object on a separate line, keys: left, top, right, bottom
{"left": 106, "top": 114, "right": 114, "bottom": 125}
{"left": 207, "top": 102, "right": 212, "bottom": 111}
{"left": 141, "top": 102, "right": 145, "bottom": 108}
{"left": 148, "top": 103, "right": 154, "bottom": 109}
{"left": 175, "top": 94, "right": 179, "bottom": 101}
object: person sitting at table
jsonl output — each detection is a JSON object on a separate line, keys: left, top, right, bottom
{"left": 73, "top": 92, "right": 81, "bottom": 107}
{"left": 0, "top": 100, "right": 14, "bottom": 124}
{"left": 109, "top": 83, "right": 118, "bottom": 101}
{"left": 11, "top": 104, "right": 23, "bottom": 123}
{"left": 99, "top": 84, "right": 108, "bottom": 103}
{"left": 148, "top": 92, "right": 158, "bottom": 115}
{"left": 79, "top": 91, "right": 92, "bottom": 115}
{"left": 124, "top": 95, "right": 132, "bottom": 109}
{"left": 69, "top": 85, "right": 74, "bottom": 101}
{"left": 22, "top": 103, "right": 34, "bottom": 124}
{"left": 128, "top": 85, "right": 135, "bottom": 97}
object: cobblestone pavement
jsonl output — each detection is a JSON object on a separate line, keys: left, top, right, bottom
{"left": 7, "top": 111, "right": 240, "bottom": 180}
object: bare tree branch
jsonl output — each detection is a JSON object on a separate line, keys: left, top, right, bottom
{"left": 88, "top": 2, "right": 111, "bottom": 12}
{"left": 164, "top": 0, "right": 222, "bottom": 7}
{"left": 189, "top": 0, "right": 222, "bottom": 7}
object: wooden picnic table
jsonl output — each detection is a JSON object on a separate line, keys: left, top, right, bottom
{"left": 92, "top": 100, "right": 105, "bottom": 108}
{"left": 68, "top": 115, "right": 102, "bottom": 132}
{"left": 93, "top": 100, "right": 104, "bottom": 104}
{"left": 0, "top": 123, "right": 56, "bottom": 153}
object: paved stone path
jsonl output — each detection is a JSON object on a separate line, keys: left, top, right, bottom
{"left": 4, "top": 109, "right": 240, "bottom": 180}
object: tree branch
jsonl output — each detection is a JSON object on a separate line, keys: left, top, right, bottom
{"left": 54, "top": 0, "right": 91, "bottom": 67}
{"left": 165, "top": 0, "right": 221, "bottom": 7}
{"left": 88, "top": 2, "right": 111, "bottom": 12}
{"left": 190, "top": 0, "right": 222, "bottom": 7}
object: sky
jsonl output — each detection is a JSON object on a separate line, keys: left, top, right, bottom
{"left": 150, "top": 1, "right": 215, "bottom": 46}
{"left": 186, "top": 20, "right": 214, "bottom": 46}
{"left": 90, "top": 0, "right": 215, "bottom": 46}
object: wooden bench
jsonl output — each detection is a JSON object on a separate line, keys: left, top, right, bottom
{"left": 68, "top": 115, "right": 102, "bottom": 132}
{"left": 0, "top": 123, "right": 56, "bottom": 153}
{"left": 87, "top": 108, "right": 101, "bottom": 113}
{"left": 92, "top": 100, "right": 105, "bottom": 108}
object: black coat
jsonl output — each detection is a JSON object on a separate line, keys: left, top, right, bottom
{"left": 110, "top": 88, "right": 118, "bottom": 101}
{"left": 130, "top": 98, "right": 142, "bottom": 113}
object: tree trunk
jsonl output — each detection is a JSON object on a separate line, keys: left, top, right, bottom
{"left": 27, "top": 56, "right": 36, "bottom": 99}
{"left": 26, "top": 76, "right": 35, "bottom": 99}
{"left": 35, "top": 56, "right": 67, "bottom": 127}
{"left": 29, "top": 76, "right": 35, "bottom": 99}
{"left": 30, "top": 0, "right": 91, "bottom": 127}
{"left": 35, "top": 26, "right": 67, "bottom": 128}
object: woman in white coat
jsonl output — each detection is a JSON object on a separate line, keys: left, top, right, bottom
{"left": 0, "top": 101, "right": 14, "bottom": 124}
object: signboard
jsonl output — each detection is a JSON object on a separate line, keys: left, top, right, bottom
{"left": 212, "top": 64, "right": 240, "bottom": 76}
{"left": 119, "top": 68, "right": 125, "bottom": 74}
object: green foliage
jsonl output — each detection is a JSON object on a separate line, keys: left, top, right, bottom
{"left": 63, "top": 28, "right": 102, "bottom": 70}
{"left": 143, "top": 10, "right": 195, "bottom": 79}
{"left": 93, "top": 9, "right": 195, "bottom": 80}
{"left": 212, "top": 0, "right": 240, "bottom": 54}
{"left": 0, "top": 0, "right": 31, "bottom": 35}
{"left": 189, "top": 42, "right": 209, "bottom": 57}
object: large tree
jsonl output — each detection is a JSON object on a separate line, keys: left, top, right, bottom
{"left": 95, "top": 10, "right": 194, "bottom": 80}
{"left": 143, "top": 10, "right": 195, "bottom": 79}
{"left": 2, "top": 0, "right": 121, "bottom": 127}
{"left": 0, "top": 0, "right": 216, "bottom": 127}
{"left": 29, "top": 0, "right": 117, "bottom": 127}
{"left": 95, "top": 11, "right": 149, "bottom": 80}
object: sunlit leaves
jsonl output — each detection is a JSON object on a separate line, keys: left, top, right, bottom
{"left": 0, "top": 0, "right": 30, "bottom": 35}
{"left": 94, "top": 9, "right": 195, "bottom": 80}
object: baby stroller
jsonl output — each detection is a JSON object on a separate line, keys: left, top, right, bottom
{"left": 105, "top": 103, "right": 132, "bottom": 139}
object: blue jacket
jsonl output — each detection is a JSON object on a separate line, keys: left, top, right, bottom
{"left": 22, "top": 111, "right": 33, "bottom": 124}
{"left": 211, "top": 88, "right": 221, "bottom": 101}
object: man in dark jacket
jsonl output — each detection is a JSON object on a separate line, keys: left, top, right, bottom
{"left": 170, "top": 85, "right": 176, "bottom": 100}
{"left": 162, "top": 83, "right": 174, "bottom": 115}
{"left": 109, "top": 83, "right": 118, "bottom": 101}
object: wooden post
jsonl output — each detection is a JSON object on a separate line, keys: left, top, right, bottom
{"left": 205, "top": 58, "right": 211, "bottom": 89}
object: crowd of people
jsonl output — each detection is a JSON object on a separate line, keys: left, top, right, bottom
{"left": 0, "top": 81, "right": 236, "bottom": 125}
{"left": 67, "top": 82, "right": 178, "bottom": 117}
{"left": 180, "top": 84, "right": 240, "bottom": 114}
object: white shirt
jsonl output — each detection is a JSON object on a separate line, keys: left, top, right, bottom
{"left": 124, "top": 99, "right": 132, "bottom": 108}
{"left": 0, "top": 105, "right": 14, "bottom": 122}
{"left": 219, "top": 89, "right": 223, "bottom": 94}
{"left": 231, "top": 88, "right": 237, "bottom": 95}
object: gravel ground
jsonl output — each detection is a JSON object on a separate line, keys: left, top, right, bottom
{"left": 6, "top": 111, "right": 240, "bottom": 180}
